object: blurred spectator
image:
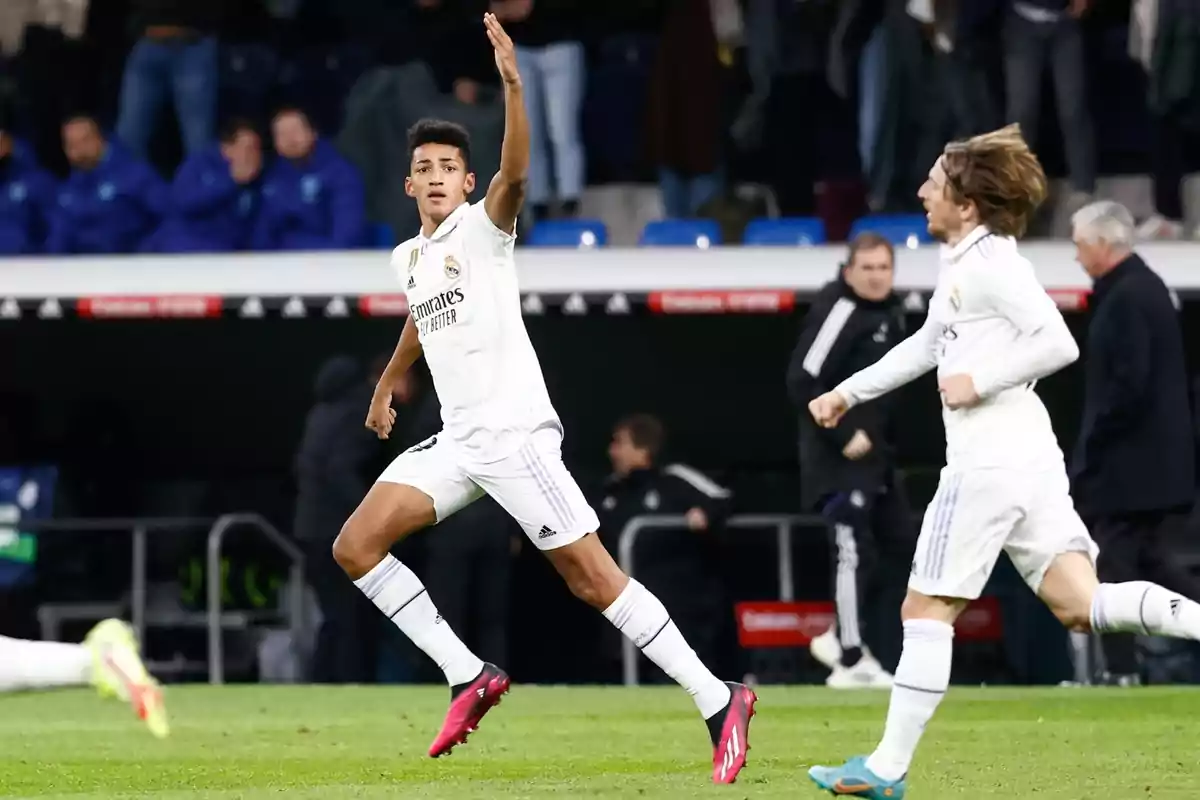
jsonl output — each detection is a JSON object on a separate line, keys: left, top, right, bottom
{"left": 1069, "top": 201, "right": 1198, "bottom": 685}
{"left": 254, "top": 107, "right": 366, "bottom": 250}
{"left": 0, "top": 111, "right": 56, "bottom": 254}
{"left": 492, "top": 0, "right": 586, "bottom": 220}
{"left": 649, "top": 0, "right": 738, "bottom": 218}
{"left": 4, "top": 0, "right": 96, "bottom": 175}
{"left": 114, "top": 0, "right": 222, "bottom": 160}
{"left": 148, "top": 118, "right": 262, "bottom": 253}
{"left": 46, "top": 114, "right": 167, "bottom": 254}
{"left": 746, "top": 0, "right": 858, "bottom": 216}
{"left": 1004, "top": 0, "right": 1096, "bottom": 205}
{"left": 338, "top": 0, "right": 495, "bottom": 95}
{"left": 596, "top": 414, "right": 736, "bottom": 679}
{"left": 1132, "top": 0, "right": 1200, "bottom": 240}
{"left": 294, "top": 355, "right": 384, "bottom": 684}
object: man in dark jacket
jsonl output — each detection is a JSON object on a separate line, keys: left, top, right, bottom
{"left": 1070, "top": 200, "right": 1199, "bottom": 684}
{"left": 786, "top": 232, "right": 911, "bottom": 689}
{"left": 595, "top": 413, "right": 736, "bottom": 681}
{"left": 294, "top": 355, "right": 385, "bottom": 683}
{"left": 46, "top": 115, "right": 167, "bottom": 254}
{"left": 150, "top": 118, "right": 262, "bottom": 253}
{"left": 254, "top": 107, "right": 366, "bottom": 251}
{"left": 0, "top": 120, "right": 56, "bottom": 255}
{"left": 402, "top": 361, "right": 516, "bottom": 675}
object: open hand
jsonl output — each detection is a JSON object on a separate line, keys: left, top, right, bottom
{"left": 938, "top": 374, "right": 980, "bottom": 410}
{"left": 842, "top": 429, "right": 872, "bottom": 460}
{"left": 485, "top": 12, "right": 520, "bottom": 85}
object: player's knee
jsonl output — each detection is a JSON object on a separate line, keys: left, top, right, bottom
{"left": 332, "top": 516, "right": 390, "bottom": 579}
{"left": 899, "top": 591, "right": 965, "bottom": 624}
{"left": 331, "top": 524, "right": 369, "bottom": 578}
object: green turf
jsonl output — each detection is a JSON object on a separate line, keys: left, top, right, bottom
{"left": 1, "top": 684, "right": 1198, "bottom": 798}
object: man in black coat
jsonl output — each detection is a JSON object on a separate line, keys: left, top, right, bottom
{"left": 595, "top": 414, "right": 736, "bottom": 681}
{"left": 786, "top": 232, "right": 913, "bottom": 688}
{"left": 1070, "top": 200, "right": 1199, "bottom": 684}
{"left": 294, "top": 355, "right": 387, "bottom": 683}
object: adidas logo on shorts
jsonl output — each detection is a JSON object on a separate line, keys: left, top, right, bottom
{"left": 538, "top": 525, "right": 556, "bottom": 540}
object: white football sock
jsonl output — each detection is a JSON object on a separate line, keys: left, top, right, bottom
{"left": 0, "top": 635, "right": 92, "bottom": 692}
{"left": 1091, "top": 581, "right": 1200, "bottom": 640}
{"left": 603, "top": 578, "right": 731, "bottom": 719}
{"left": 866, "top": 619, "right": 954, "bottom": 782}
{"left": 354, "top": 554, "right": 484, "bottom": 686}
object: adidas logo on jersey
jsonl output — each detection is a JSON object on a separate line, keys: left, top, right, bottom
{"left": 407, "top": 275, "right": 416, "bottom": 290}
{"left": 538, "top": 525, "right": 556, "bottom": 540}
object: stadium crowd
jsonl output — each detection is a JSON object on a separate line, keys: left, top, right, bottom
{"left": 0, "top": 0, "right": 1197, "bottom": 255}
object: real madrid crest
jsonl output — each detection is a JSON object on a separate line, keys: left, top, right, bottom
{"left": 444, "top": 255, "right": 461, "bottom": 279}
{"left": 407, "top": 248, "right": 419, "bottom": 273}
{"left": 949, "top": 286, "right": 961, "bottom": 311}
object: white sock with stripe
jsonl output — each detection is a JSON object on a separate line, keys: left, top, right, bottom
{"left": 354, "top": 554, "right": 484, "bottom": 686}
{"left": 1091, "top": 581, "right": 1200, "bottom": 640}
{"left": 0, "top": 636, "right": 92, "bottom": 692}
{"left": 865, "top": 619, "right": 954, "bottom": 781}
{"left": 602, "top": 578, "right": 731, "bottom": 719}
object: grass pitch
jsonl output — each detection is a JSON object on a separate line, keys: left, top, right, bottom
{"left": 1, "top": 685, "right": 1197, "bottom": 798}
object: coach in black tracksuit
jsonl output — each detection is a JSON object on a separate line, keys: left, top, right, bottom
{"left": 1070, "top": 202, "right": 1198, "bottom": 684}
{"left": 595, "top": 414, "right": 736, "bottom": 681}
{"left": 786, "top": 233, "right": 912, "bottom": 678}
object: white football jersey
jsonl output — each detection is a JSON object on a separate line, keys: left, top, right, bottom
{"left": 393, "top": 201, "right": 559, "bottom": 463}
{"left": 839, "top": 225, "right": 1077, "bottom": 470}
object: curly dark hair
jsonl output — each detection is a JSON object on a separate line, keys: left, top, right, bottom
{"left": 407, "top": 118, "right": 472, "bottom": 170}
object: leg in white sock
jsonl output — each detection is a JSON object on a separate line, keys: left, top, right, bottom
{"left": 1091, "top": 581, "right": 1200, "bottom": 640}
{"left": 865, "top": 618, "right": 954, "bottom": 781}
{"left": 602, "top": 578, "right": 731, "bottom": 718}
{"left": 0, "top": 636, "right": 92, "bottom": 692}
{"left": 354, "top": 554, "right": 484, "bottom": 686}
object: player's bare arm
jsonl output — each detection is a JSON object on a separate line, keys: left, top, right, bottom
{"left": 482, "top": 12, "right": 528, "bottom": 234}
{"left": 366, "top": 315, "right": 422, "bottom": 439}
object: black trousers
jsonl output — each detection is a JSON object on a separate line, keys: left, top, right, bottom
{"left": 822, "top": 475, "right": 915, "bottom": 669}
{"left": 424, "top": 498, "right": 513, "bottom": 672}
{"left": 1089, "top": 509, "right": 1200, "bottom": 676}
{"left": 304, "top": 539, "right": 380, "bottom": 684}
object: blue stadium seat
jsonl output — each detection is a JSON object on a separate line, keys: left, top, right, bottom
{"left": 370, "top": 222, "right": 396, "bottom": 249}
{"left": 849, "top": 214, "right": 933, "bottom": 248}
{"left": 743, "top": 217, "right": 827, "bottom": 246}
{"left": 527, "top": 219, "right": 608, "bottom": 248}
{"left": 639, "top": 219, "right": 722, "bottom": 247}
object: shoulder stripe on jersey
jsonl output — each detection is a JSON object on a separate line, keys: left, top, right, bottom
{"left": 663, "top": 464, "right": 731, "bottom": 499}
{"left": 966, "top": 232, "right": 999, "bottom": 261}
{"left": 802, "top": 297, "right": 856, "bottom": 377}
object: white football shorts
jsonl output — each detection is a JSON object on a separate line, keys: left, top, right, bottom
{"left": 909, "top": 466, "right": 1098, "bottom": 599}
{"left": 376, "top": 425, "right": 599, "bottom": 550}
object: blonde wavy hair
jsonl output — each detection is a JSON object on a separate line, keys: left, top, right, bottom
{"left": 941, "top": 124, "right": 1048, "bottom": 239}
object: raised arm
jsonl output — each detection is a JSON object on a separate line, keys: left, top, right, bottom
{"left": 366, "top": 315, "right": 423, "bottom": 440}
{"left": 482, "top": 12, "right": 528, "bottom": 234}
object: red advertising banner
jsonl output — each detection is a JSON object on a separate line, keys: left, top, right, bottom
{"left": 735, "top": 597, "right": 1004, "bottom": 649}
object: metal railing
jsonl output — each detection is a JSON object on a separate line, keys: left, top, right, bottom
{"left": 14, "top": 517, "right": 212, "bottom": 645}
{"left": 10, "top": 513, "right": 304, "bottom": 684}
{"left": 616, "top": 512, "right": 823, "bottom": 686}
{"left": 205, "top": 513, "right": 305, "bottom": 685}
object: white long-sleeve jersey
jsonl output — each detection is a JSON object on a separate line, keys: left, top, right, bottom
{"left": 835, "top": 225, "right": 1080, "bottom": 470}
